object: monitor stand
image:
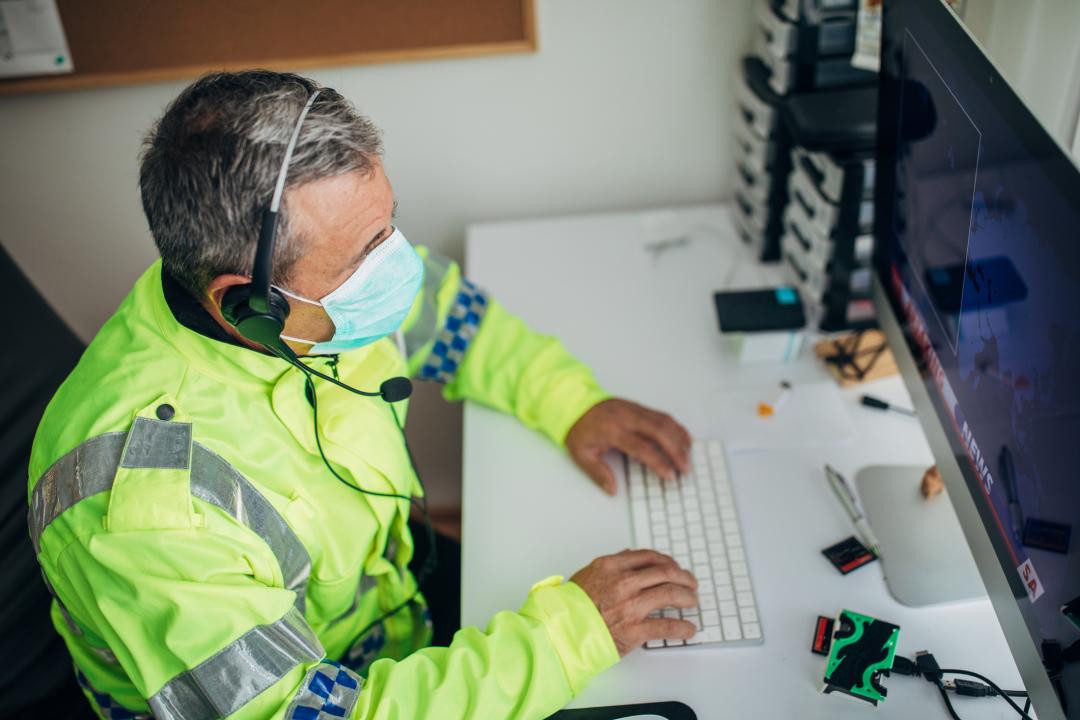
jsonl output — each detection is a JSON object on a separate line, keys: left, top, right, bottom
{"left": 856, "top": 465, "right": 987, "bottom": 607}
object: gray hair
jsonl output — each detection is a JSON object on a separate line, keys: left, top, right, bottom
{"left": 139, "top": 70, "right": 383, "bottom": 297}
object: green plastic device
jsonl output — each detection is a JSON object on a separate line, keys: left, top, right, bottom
{"left": 822, "top": 609, "right": 900, "bottom": 706}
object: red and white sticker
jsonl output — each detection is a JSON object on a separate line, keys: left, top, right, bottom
{"left": 1017, "top": 559, "right": 1045, "bottom": 603}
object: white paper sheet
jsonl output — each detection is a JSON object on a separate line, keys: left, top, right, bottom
{"left": 0, "top": 0, "right": 72, "bottom": 79}
{"left": 707, "top": 379, "right": 856, "bottom": 452}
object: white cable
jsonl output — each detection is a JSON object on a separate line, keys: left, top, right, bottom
{"left": 269, "top": 90, "right": 321, "bottom": 213}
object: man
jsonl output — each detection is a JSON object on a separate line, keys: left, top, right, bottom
{"left": 28, "top": 71, "right": 698, "bottom": 720}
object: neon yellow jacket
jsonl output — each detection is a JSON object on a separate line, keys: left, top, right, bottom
{"left": 27, "top": 249, "right": 617, "bottom": 719}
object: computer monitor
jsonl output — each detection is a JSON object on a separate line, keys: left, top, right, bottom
{"left": 873, "top": 1, "right": 1079, "bottom": 718}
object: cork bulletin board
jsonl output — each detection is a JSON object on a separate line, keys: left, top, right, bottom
{"left": 0, "top": 0, "right": 536, "bottom": 95}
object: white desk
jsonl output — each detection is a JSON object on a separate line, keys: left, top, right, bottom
{"left": 461, "top": 204, "right": 1026, "bottom": 718}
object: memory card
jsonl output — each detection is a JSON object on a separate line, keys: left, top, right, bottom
{"left": 822, "top": 535, "right": 877, "bottom": 575}
{"left": 1023, "top": 518, "right": 1070, "bottom": 554}
{"left": 812, "top": 615, "right": 835, "bottom": 655}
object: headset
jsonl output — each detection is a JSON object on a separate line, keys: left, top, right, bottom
{"left": 220, "top": 88, "right": 437, "bottom": 639}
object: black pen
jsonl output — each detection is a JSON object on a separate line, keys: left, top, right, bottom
{"left": 859, "top": 394, "right": 916, "bottom": 417}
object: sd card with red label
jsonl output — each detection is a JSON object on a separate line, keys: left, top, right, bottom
{"left": 822, "top": 535, "right": 877, "bottom": 575}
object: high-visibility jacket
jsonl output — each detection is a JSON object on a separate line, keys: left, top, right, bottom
{"left": 27, "top": 249, "right": 618, "bottom": 719}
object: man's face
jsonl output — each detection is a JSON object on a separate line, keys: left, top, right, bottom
{"left": 278, "top": 159, "right": 396, "bottom": 346}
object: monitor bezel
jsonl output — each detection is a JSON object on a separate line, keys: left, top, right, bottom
{"left": 873, "top": 1, "right": 1076, "bottom": 717}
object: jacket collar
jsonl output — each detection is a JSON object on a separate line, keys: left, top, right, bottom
{"left": 146, "top": 261, "right": 357, "bottom": 388}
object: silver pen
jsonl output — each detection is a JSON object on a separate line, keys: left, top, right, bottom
{"left": 824, "top": 464, "right": 881, "bottom": 556}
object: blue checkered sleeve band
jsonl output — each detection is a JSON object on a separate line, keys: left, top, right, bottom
{"left": 418, "top": 277, "right": 489, "bottom": 384}
{"left": 286, "top": 660, "right": 363, "bottom": 720}
{"left": 76, "top": 669, "right": 150, "bottom": 720}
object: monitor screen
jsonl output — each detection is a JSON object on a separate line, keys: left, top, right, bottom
{"left": 876, "top": 0, "right": 1079, "bottom": 713}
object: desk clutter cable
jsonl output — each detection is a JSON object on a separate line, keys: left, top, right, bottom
{"left": 889, "top": 651, "right": 1033, "bottom": 720}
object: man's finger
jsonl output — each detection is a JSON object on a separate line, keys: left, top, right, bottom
{"left": 617, "top": 432, "right": 677, "bottom": 482}
{"left": 632, "top": 413, "right": 691, "bottom": 475}
{"left": 619, "top": 562, "right": 697, "bottom": 596}
{"left": 609, "top": 548, "right": 679, "bottom": 571}
{"left": 633, "top": 582, "right": 699, "bottom": 617}
{"left": 576, "top": 452, "right": 617, "bottom": 496}
{"left": 633, "top": 617, "right": 697, "bottom": 645}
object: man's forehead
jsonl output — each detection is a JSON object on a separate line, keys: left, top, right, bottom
{"left": 288, "top": 163, "right": 393, "bottom": 241}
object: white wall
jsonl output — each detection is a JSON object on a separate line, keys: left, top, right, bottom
{"left": 962, "top": 0, "right": 1080, "bottom": 152}
{"left": 0, "top": 0, "right": 754, "bottom": 508}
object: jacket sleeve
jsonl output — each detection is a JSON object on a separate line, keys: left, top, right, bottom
{"left": 400, "top": 247, "right": 609, "bottom": 445}
{"left": 44, "top": 507, "right": 617, "bottom": 720}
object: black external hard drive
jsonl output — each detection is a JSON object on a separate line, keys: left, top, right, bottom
{"left": 714, "top": 287, "right": 807, "bottom": 333}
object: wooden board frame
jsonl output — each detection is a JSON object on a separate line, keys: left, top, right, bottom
{"left": 0, "top": 0, "right": 536, "bottom": 96}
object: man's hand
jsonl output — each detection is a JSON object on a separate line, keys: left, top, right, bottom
{"left": 566, "top": 398, "right": 692, "bottom": 495}
{"left": 570, "top": 549, "right": 698, "bottom": 656}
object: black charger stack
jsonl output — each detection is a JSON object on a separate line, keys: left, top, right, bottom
{"left": 755, "top": 0, "right": 876, "bottom": 96}
{"left": 732, "top": 56, "right": 790, "bottom": 262}
{"left": 780, "top": 83, "right": 877, "bottom": 331}
{"left": 730, "top": 0, "right": 879, "bottom": 330}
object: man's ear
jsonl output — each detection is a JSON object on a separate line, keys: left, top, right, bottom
{"left": 204, "top": 274, "right": 252, "bottom": 320}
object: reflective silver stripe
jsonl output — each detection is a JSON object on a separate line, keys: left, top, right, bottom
{"left": 285, "top": 660, "right": 363, "bottom": 720}
{"left": 402, "top": 251, "right": 453, "bottom": 359}
{"left": 149, "top": 606, "right": 324, "bottom": 720}
{"left": 190, "top": 443, "right": 312, "bottom": 613}
{"left": 30, "top": 432, "right": 312, "bottom": 612}
{"left": 29, "top": 432, "right": 126, "bottom": 554}
{"left": 121, "top": 416, "right": 192, "bottom": 469}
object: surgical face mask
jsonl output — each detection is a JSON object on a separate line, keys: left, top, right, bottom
{"left": 277, "top": 227, "right": 424, "bottom": 355}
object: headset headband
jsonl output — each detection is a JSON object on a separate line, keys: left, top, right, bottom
{"left": 248, "top": 89, "right": 322, "bottom": 313}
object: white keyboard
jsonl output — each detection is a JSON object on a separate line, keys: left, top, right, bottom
{"left": 626, "top": 439, "right": 763, "bottom": 648}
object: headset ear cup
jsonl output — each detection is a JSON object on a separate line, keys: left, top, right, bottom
{"left": 220, "top": 285, "right": 252, "bottom": 327}
{"left": 221, "top": 284, "right": 291, "bottom": 347}
{"left": 266, "top": 287, "right": 292, "bottom": 327}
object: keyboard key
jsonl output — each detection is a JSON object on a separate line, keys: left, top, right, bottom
{"left": 722, "top": 616, "right": 742, "bottom": 641}
{"left": 736, "top": 591, "right": 755, "bottom": 607}
{"left": 631, "top": 501, "right": 651, "bottom": 547}
{"left": 720, "top": 600, "right": 737, "bottom": 616}
{"left": 734, "top": 576, "right": 752, "bottom": 592}
{"left": 743, "top": 623, "right": 762, "bottom": 640}
{"left": 698, "top": 594, "right": 717, "bottom": 610}
{"left": 646, "top": 638, "right": 664, "bottom": 648}
{"left": 690, "top": 536, "right": 706, "bottom": 550}
{"left": 728, "top": 547, "right": 746, "bottom": 563}
{"left": 740, "top": 606, "right": 758, "bottom": 623}
{"left": 725, "top": 533, "right": 742, "bottom": 548}
{"left": 716, "top": 586, "right": 734, "bottom": 601}
{"left": 731, "top": 562, "right": 748, "bottom": 577}
{"left": 702, "top": 610, "right": 720, "bottom": 626}
{"left": 673, "top": 541, "right": 689, "bottom": 555}
{"left": 696, "top": 627, "right": 724, "bottom": 644}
